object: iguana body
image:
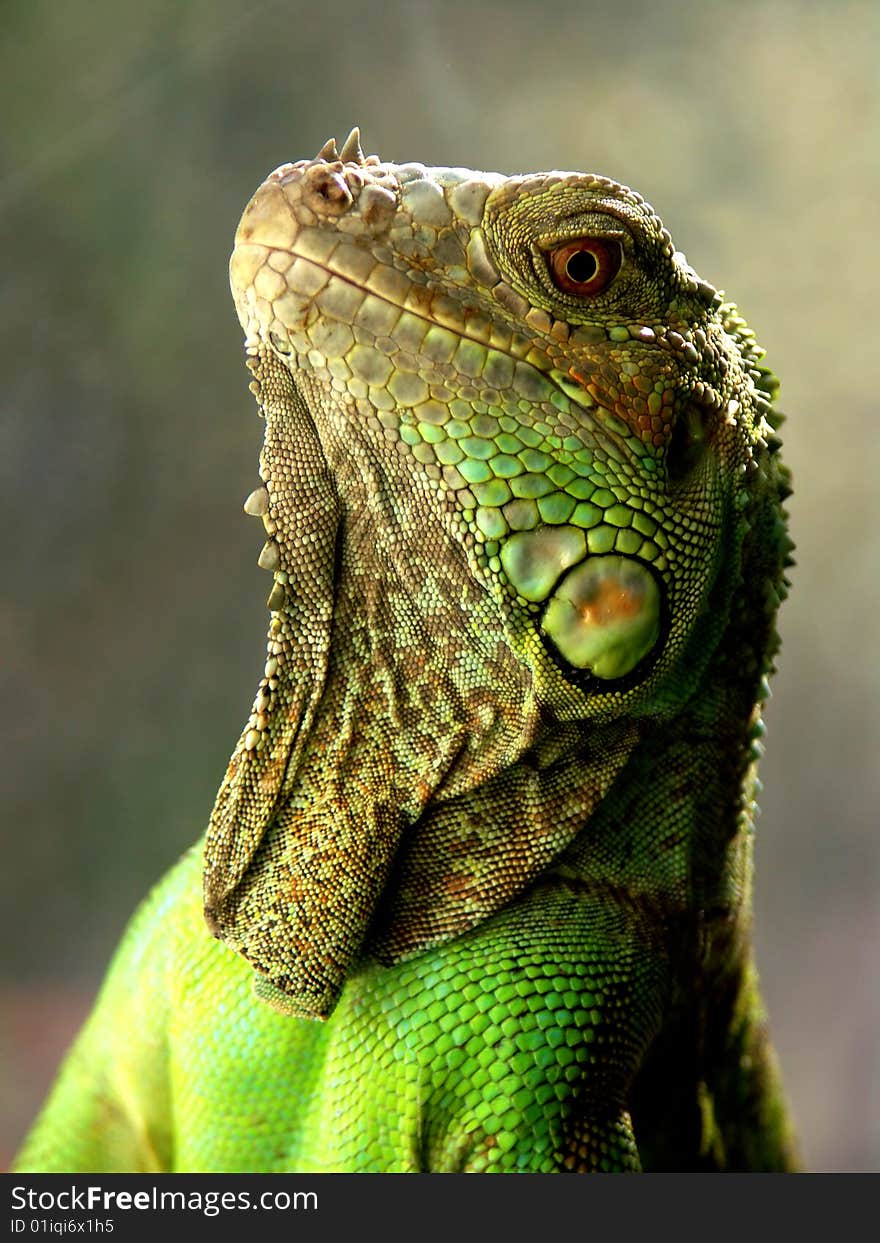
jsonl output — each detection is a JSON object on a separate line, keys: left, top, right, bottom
{"left": 15, "top": 131, "right": 797, "bottom": 1173}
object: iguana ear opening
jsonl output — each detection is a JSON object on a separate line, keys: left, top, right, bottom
{"left": 203, "top": 347, "right": 404, "bottom": 1018}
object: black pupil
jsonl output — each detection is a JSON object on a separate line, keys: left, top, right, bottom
{"left": 565, "top": 249, "right": 599, "bottom": 283}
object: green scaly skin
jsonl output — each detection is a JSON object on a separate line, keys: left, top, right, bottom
{"left": 14, "top": 129, "right": 798, "bottom": 1172}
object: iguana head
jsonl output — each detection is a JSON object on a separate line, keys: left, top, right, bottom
{"left": 205, "top": 131, "right": 790, "bottom": 1016}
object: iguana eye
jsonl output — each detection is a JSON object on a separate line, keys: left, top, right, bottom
{"left": 548, "top": 238, "right": 622, "bottom": 296}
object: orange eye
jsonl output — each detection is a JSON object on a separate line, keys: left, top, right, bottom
{"left": 548, "top": 238, "right": 622, "bottom": 296}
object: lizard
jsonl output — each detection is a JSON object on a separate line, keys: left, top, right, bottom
{"left": 13, "top": 128, "right": 798, "bottom": 1173}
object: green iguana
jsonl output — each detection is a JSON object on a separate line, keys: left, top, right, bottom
{"left": 14, "top": 130, "right": 798, "bottom": 1173}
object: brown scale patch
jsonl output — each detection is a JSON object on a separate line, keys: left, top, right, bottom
{"left": 444, "top": 872, "right": 473, "bottom": 898}
{"left": 576, "top": 577, "right": 647, "bottom": 627}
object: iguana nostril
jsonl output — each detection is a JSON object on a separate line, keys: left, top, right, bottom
{"left": 303, "top": 166, "right": 354, "bottom": 211}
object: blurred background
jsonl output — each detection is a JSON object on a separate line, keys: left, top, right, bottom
{"left": 1, "top": 0, "right": 877, "bottom": 1171}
